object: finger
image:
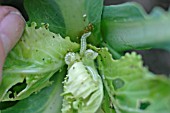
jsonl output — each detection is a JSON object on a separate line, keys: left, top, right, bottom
{"left": 0, "top": 6, "right": 25, "bottom": 83}
{"left": 0, "top": 6, "right": 19, "bottom": 22}
{"left": 0, "top": 6, "right": 25, "bottom": 54}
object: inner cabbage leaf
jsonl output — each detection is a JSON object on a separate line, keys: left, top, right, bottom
{"left": 61, "top": 33, "right": 103, "bottom": 113}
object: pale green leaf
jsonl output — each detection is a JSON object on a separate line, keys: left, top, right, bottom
{"left": 0, "top": 23, "right": 79, "bottom": 101}
{"left": 1, "top": 67, "right": 66, "bottom": 113}
{"left": 97, "top": 48, "right": 170, "bottom": 113}
{"left": 61, "top": 48, "right": 103, "bottom": 113}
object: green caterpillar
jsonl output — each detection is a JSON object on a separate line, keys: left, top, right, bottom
{"left": 61, "top": 32, "right": 103, "bottom": 113}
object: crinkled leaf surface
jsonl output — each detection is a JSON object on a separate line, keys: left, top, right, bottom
{"left": 97, "top": 48, "right": 170, "bottom": 113}
{"left": 102, "top": 2, "right": 170, "bottom": 52}
{"left": 62, "top": 62, "right": 103, "bottom": 113}
{"left": 61, "top": 48, "right": 103, "bottom": 113}
{"left": 24, "top": 0, "right": 103, "bottom": 45}
{"left": 1, "top": 67, "right": 66, "bottom": 113}
{"left": 0, "top": 23, "right": 79, "bottom": 101}
{"left": 62, "top": 45, "right": 104, "bottom": 113}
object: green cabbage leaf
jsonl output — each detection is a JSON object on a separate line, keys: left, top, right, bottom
{"left": 0, "top": 23, "right": 79, "bottom": 101}
{"left": 97, "top": 48, "right": 170, "bottom": 113}
{"left": 102, "top": 2, "right": 170, "bottom": 53}
{"left": 24, "top": 0, "right": 103, "bottom": 45}
{"left": 1, "top": 67, "right": 66, "bottom": 113}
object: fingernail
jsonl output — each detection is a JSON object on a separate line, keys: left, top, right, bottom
{"left": 10, "top": 11, "right": 26, "bottom": 22}
{"left": 10, "top": 11, "right": 21, "bottom": 16}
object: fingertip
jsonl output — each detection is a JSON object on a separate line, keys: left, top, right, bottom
{"left": 0, "top": 6, "right": 25, "bottom": 55}
{"left": 0, "top": 6, "right": 20, "bottom": 21}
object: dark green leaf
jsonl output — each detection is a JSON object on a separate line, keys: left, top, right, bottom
{"left": 1, "top": 67, "right": 66, "bottom": 113}
{"left": 100, "top": 88, "right": 116, "bottom": 113}
{"left": 102, "top": 2, "right": 170, "bottom": 52}
{"left": 24, "top": 0, "right": 103, "bottom": 45}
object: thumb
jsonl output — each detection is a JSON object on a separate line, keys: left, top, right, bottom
{"left": 0, "top": 6, "right": 25, "bottom": 83}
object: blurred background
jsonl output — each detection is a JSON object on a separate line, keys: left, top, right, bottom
{"left": 0, "top": 0, "right": 170, "bottom": 75}
{"left": 104, "top": 0, "right": 170, "bottom": 12}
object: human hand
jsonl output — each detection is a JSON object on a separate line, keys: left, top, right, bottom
{"left": 0, "top": 6, "right": 25, "bottom": 83}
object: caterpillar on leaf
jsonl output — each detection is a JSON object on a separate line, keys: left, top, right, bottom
{"left": 61, "top": 32, "right": 103, "bottom": 113}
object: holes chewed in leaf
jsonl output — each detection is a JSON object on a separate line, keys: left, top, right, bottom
{"left": 138, "top": 100, "right": 151, "bottom": 110}
{"left": 8, "top": 79, "right": 27, "bottom": 98}
{"left": 112, "top": 78, "right": 125, "bottom": 90}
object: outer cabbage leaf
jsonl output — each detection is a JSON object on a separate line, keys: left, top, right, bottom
{"left": 0, "top": 22, "right": 79, "bottom": 101}
{"left": 24, "top": 0, "right": 103, "bottom": 45}
{"left": 97, "top": 48, "right": 170, "bottom": 113}
{"left": 102, "top": 2, "right": 170, "bottom": 53}
{"left": 1, "top": 67, "right": 66, "bottom": 113}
